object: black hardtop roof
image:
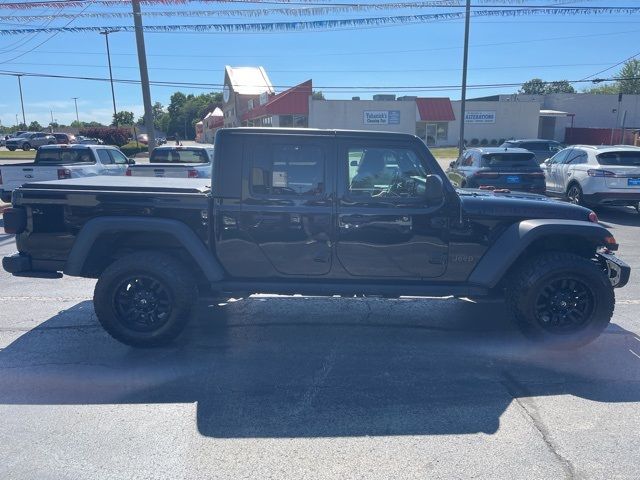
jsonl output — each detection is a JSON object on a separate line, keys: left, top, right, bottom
{"left": 216, "top": 127, "right": 420, "bottom": 142}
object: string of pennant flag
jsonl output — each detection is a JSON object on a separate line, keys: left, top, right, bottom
{"left": 0, "top": 7, "right": 639, "bottom": 36}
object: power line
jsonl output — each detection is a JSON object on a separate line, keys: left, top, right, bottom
{"left": 0, "top": 68, "right": 634, "bottom": 93}
{"left": 581, "top": 50, "right": 640, "bottom": 81}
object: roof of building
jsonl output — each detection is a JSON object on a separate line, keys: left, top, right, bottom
{"left": 225, "top": 66, "right": 274, "bottom": 96}
{"left": 416, "top": 98, "right": 455, "bottom": 122}
{"left": 242, "top": 80, "right": 312, "bottom": 121}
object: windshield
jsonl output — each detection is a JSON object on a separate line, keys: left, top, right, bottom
{"left": 36, "top": 148, "right": 94, "bottom": 164}
{"left": 597, "top": 151, "right": 640, "bottom": 166}
{"left": 17, "top": 132, "right": 32, "bottom": 138}
{"left": 151, "top": 148, "right": 210, "bottom": 163}
{"left": 481, "top": 153, "right": 537, "bottom": 167}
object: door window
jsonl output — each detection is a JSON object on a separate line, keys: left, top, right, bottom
{"left": 250, "top": 143, "right": 324, "bottom": 196}
{"left": 565, "top": 151, "right": 587, "bottom": 164}
{"left": 108, "top": 149, "right": 129, "bottom": 165}
{"left": 96, "top": 149, "right": 112, "bottom": 164}
{"left": 549, "top": 149, "right": 571, "bottom": 164}
{"left": 347, "top": 146, "right": 430, "bottom": 199}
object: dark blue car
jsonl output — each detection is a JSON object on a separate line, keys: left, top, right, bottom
{"left": 447, "top": 147, "right": 546, "bottom": 194}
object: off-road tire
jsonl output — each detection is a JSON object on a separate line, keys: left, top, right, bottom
{"left": 506, "top": 252, "right": 614, "bottom": 349}
{"left": 94, "top": 252, "right": 197, "bottom": 347}
{"left": 22, "top": 143, "right": 31, "bottom": 151}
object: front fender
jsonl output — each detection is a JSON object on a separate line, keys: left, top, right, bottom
{"left": 64, "top": 216, "right": 225, "bottom": 282}
{"left": 467, "top": 219, "right": 615, "bottom": 288}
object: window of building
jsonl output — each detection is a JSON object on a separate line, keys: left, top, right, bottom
{"left": 346, "top": 146, "right": 430, "bottom": 199}
{"left": 251, "top": 143, "right": 324, "bottom": 196}
{"left": 279, "top": 115, "right": 293, "bottom": 127}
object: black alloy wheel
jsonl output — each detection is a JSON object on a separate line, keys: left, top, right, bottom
{"left": 533, "top": 276, "right": 595, "bottom": 334}
{"left": 113, "top": 274, "right": 173, "bottom": 333}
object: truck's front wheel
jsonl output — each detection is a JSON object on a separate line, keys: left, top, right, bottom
{"left": 506, "top": 252, "right": 614, "bottom": 349}
{"left": 94, "top": 252, "right": 197, "bottom": 347}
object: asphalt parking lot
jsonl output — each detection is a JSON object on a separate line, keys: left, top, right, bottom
{"left": 0, "top": 205, "right": 639, "bottom": 479}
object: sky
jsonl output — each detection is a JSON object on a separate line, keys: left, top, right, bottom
{"left": 0, "top": 0, "right": 638, "bottom": 127}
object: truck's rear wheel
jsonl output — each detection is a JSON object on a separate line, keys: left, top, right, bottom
{"left": 506, "top": 252, "right": 614, "bottom": 349}
{"left": 94, "top": 252, "right": 197, "bottom": 347}
{"left": 22, "top": 143, "right": 31, "bottom": 151}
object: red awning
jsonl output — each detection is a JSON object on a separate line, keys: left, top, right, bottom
{"left": 416, "top": 98, "right": 455, "bottom": 122}
{"left": 243, "top": 80, "right": 312, "bottom": 121}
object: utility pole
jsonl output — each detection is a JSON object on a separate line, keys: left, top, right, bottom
{"left": 132, "top": 0, "right": 156, "bottom": 150}
{"left": 72, "top": 97, "right": 80, "bottom": 125}
{"left": 458, "top": 0, "right": 471, "bottom": 157}
{"left": 610, "top": 92, "right": 622, "bottom": 145}
{"left": 100, "top": 30, "right": 118, "bottom": 121}
{"left": 17, "top": 74, "right": 26, "bottom": 126}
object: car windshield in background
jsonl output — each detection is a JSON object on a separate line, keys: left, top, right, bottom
{"left": 597, "top": 151, "right": 640, "bottom": 166}
{"left": 36, "top": 149, "right": 93, "bottom": 164}
{"left": 481, "top": 153, "right": 536, "bottom": 167}
{"left": 153, "top": 149, "right": 209, "bottom": 163}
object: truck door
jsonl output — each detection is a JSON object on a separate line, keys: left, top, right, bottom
{"left": 335, "top": 139, "right": 450, "bottom": 279}
{"left": 237, "top": 135, "right": 334, "bottom": 276}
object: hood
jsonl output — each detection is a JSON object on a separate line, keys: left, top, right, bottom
{"left": 458, "top": 188, "right": 594, "bottom": 222}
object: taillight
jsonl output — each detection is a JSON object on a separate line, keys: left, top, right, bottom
{"left": 3, "top": 207, "right": 26, "bottom": 234}
{"left": 125, "top": 168, "right": 132, "bottom": 176}
{"left": 187, "top": 169, "right": 198, "bottom": 178}
{"left": 588, "top": 211, "right": 599, "bottom": 223}
{"left": 57, "top": 168, "right": 71, "bottom": 180}
{"left": 587, "top": 169, "right": 616, "bottom": 177}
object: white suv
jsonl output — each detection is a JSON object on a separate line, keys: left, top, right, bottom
{"left": 543, "top": 145, "right": 640, "bottom": 208}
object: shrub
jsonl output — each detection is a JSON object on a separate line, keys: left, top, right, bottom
{"left": 120, "top": 141, "right": 148, "bottom": 157}
{"left": 79, "top": 127, "right": 130, "bottom": 147}
{"left": 480, "top": 138, "right": 489, "bottom": 146}
{"left": 498, "top": 138, "right": 506, "bottom": 145}
{"left": 490, "top": 139, "right": 498, "bottom": 146}
{"left": 470, "top": 138, "right": 479, "bottom": 146}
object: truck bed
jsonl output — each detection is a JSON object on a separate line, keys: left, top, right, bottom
{"left": 20, "top": 175, "right": 211, "bottom": 194}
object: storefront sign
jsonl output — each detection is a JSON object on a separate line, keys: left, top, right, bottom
{"left": 363, "top": 110, "right": 401, "bottom": 125}
{"left": 465, "top": 111, "right": 496, "bottom": 123}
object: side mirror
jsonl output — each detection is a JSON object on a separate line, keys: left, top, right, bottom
{"left": 449, "top": 161, "right": 456, "bottom": 168}
{"left": 424, "top": 174, "right": 445, "bottom": 204}
{"left": 350, "top": 160, "right": 359, "bottom": 167}
{"left": 128, "top": 158, "right": 136, "bottom": 165}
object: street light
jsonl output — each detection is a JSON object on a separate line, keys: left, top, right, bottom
{"left": 100, "top": 29, "right": 119, "bottom": 121}
{"left": 72, "top": 97, "right": 80, "bottom": 125}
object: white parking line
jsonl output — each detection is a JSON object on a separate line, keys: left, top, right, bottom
{"left": 629, "top": 349, "right": 640, "bottom": 360}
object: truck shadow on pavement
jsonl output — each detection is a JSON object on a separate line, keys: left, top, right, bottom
{"left": 1, "top": 297, "right": 639, "bottom": 438}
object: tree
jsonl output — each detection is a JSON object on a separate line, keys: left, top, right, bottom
{"left": 544, "top": 80, "right": 575, "bottom": 94}
{"left": 617, "top": 59, "right": 640, "bottom": 94}
{"left": 28, "top": 121, "right": 43, "bottom": 131}
{"left": 312, "top": 90, "right": 325, "bottom": 100}
{"left": 112, "top": 111, "right": 134, "bottom": 126}
{"left": 136, "top": 102, "right": 169, "bottom": 132}
{"left": 165, "top": 91, "right": 223, "bottom": 139}
{"left": 519, "top": 78, "right": 575, "bottom": 94}
{"left": 519, "top": 78, "right": 546, "bottom": 95}
{"left": 583, "top": 60, "right": 640, "bottom": 94}
{"left": 79, "top": 126, "right": 130, "bottom": 146}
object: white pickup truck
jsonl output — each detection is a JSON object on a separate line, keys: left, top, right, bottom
{"left": 0, "top": 144, "right": 132, "bottom": 202}
{"left": 125, "top": 145, "right": 214, "bottom": 179}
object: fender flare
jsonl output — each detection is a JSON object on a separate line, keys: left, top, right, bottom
{"left": 64, "top": 216, "right": 225, "bottom": 282}
{"left": 467, "top": 219, "right": 614, "bottom": 288}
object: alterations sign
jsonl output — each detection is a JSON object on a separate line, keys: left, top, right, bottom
{"left": 465, "top": 111, "right": 496, "bottom": 123}
{"left": 363, "top": 110, "right": 401, "bottom": 125}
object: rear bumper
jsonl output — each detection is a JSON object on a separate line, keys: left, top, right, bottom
{"left": 2, "top": 253, "right": 31, "bottom": 274}
{"left": 583, "top": 192, "right": 640, "bottom": 206}
{"left": 596, "top": 252, "right": 630, "bottom": 288}
{"left": 2, "top": 253, "right": 63, "bottom": 278}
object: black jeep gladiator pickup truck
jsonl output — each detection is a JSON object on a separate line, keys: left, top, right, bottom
{"left": 2, "top": 128, "right": 631, "bottom": 348}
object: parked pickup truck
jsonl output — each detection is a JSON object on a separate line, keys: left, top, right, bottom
{"left": 126, "top": 145, "right": 214, "bottom": 179}
{"left": 0, "top": 144, "right": 132, "bottom": 202}
{"left": 2, "top": 128, "right": 630, "bottom": 349}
